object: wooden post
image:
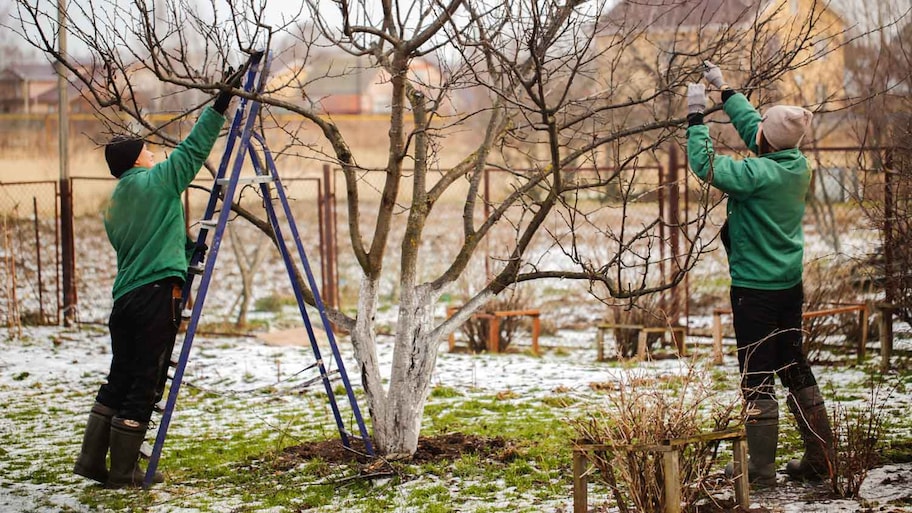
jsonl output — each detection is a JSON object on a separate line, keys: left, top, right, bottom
{"left": 880, "top": 304, "right": 893, "bottom": 372}
{"left": 596, "top": 326, "right": 605, "bottom": 361}
{"left": 673, "top": 328, "right": 686, "bottom": 357}
{"left": 662, "top": 449, "right": 682, "bottom": 513}
{"left": 637, "top": 329, "right": 648, "bottom": 361}
{"left": 858, "top": 305, "right": 869, "bottom": 363}
{"left": 531, "top": 313, "right": 540, "bottom": 355}
{"left": 447, "top": 306, "right": 457, "bottom": 352}
{"left": 572, "top": 450, "right": 588, "bottom": 513}
{"left": 573, "top": 429, "right": 747, "bottom": 513}
{"left": 488, "top": 316, "right": 500, "bottom": 353}
{"left": 733, "top": 438, "right": 750, "bottom": 509}
{"left": 712, "top": 310, "right": 723, "bottom": 365}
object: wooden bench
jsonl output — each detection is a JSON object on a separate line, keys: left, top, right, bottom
{"left": 711, "top": 304, "right": 869, "bottom": 365}
{"left": 573, "top": 428, "right": 749, "bottom": 513}
{"left": 447, "top": 307, "right": 541, "bottom": 355}
{"left": 595, "top": 323, "right": 687, "bottom": 361}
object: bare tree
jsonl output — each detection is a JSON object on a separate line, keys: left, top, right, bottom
{"left": 226, "top": 221, "right": 270, "bottom": 329}
{"left": 11, "top": 0, "right": 862, "bottom": 456}
{"left": 843, "top": 1, "right": 912, "bottom": 323}
{"left": 0, "top": 0, "right": 32, "bottom": 68}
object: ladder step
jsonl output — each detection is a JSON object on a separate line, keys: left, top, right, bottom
{"left": 199, "top": 219, "right": 218, "bottom": 229}
{"left": 217, "top": 175, "right": 274, "bottom": 186}
{"left": 188, "top": 263, "right": 205, "bottom": 274}
{"left": 181, "top": 309, "right": 193, "bottom": 320}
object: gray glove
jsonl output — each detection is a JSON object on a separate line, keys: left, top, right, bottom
{"left": 687, "top": 83, "right": 706, "bottom": 115}
{"left": 703, "top": 60, "right": 727, "bottom": 89}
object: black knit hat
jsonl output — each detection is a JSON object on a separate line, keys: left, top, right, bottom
{"left": 104, "top": 136, "right": 145, "bottom": 178}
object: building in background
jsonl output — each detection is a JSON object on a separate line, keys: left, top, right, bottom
{"left": 0, "top": 63, "right": 59, "bottom": 114}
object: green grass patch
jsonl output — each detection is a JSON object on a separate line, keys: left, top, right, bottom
{"left": 254, "top": 294, "right": 297, "bottom": 313}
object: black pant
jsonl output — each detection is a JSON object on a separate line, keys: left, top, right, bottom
{"left": 730, "top": 283, "right": 817, "bottom": 402}
{"left": 96, "top": 279, "right": 181, "bottom": 423}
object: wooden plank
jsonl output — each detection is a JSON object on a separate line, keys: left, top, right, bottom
{"left": 716, "top": 305, "right": 866, "bottom": 320}
{"left": 662, "top": 450, "right": 682, "bottom": 513}
{"left": 881, "top": 305, "right": 893, "bottom": 372}
{"left": 488, "top": 316, "right": 500, "bottom": 353}
{"left": 675, "top": 329, "right": 686, "bottom": 357}
{"left": 445, "top": 306, "right": 543, "bottom": 354}
{"left": 802, "top": 304, "right": 866, "bottom": 319}
{"left": 733, "top": 438, "right": 750, "bottom": 509}
{"left": 491, "top": 309, "right": 540, "bottom": 317}
{"left": 596, "top": 326, "right": 606, "bottom": 361}
{"left": 447, "top": 306, "right": 457, "bottom": 352}
{"left": 597, "top": 323, "right": 643, "bottom": 330}
{"left": 858, "top": 306, "right": 869, "bottom": 363}
{"left": 712, "top": 311, "right": 723, "bottom": 365}
{"left": 573, "top": 450, "right": 588, "bottom": 513}
{"left": 637, "top": 329, "right": 648, "bottom": 361}
{"left": 575, "top": 428, "right": 744, "bottom": 452}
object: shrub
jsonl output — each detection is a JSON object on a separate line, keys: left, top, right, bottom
{"left": 828, "top": 379, "right": 891, "bottom": 498}
{"left": 460, "top": 289, "right": 530, "bottom": 353}
{"left": 571, "top": 365, "right": 740, "bottom": 512}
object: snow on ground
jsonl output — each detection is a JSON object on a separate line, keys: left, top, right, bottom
{"left": 1, "top": 321, "right": 910, "bottom": 512}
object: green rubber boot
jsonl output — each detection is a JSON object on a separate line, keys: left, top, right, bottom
{"left": 726, "top": 399, "right": 779, "bottom": 487}
{"left": 785, "top": 386, "right": 834, "bottom": 481}
{"left": 106, "top": 417, "right": 163, "bottom": 488}
{"left": 74, "top": 402, "right": 115, "bottom": 483}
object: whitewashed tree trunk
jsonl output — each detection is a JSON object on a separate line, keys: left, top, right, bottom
{"left": 354, "top": 273, "right": 444, "bottom": 456}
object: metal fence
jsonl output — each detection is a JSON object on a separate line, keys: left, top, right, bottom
{"left": 0, "top": 146, "right": 892, "bottom": 329}
{"left": 0, "top": 180, "right": 60, "bottom": 326}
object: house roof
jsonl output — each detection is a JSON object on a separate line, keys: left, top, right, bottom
{"left": 34, "top": 83, "right": 83, "bottom": 104}
{"left": 601, "top": 0, "right": 774, "bottom": 31}
{"left": 303, "top": 53, "right": 380, "bottom": 97}
{"left": 0, "top": 63, "right": 58, "bottom": 82}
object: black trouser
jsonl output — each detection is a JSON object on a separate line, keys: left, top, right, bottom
{"left": 730, "top": 282, "right": 817, "bottom": 402}
{"left": 96, "top": 279, "right": 181, "bottom": 423}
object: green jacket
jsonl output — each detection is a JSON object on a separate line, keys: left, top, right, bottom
{"left": 105, "top": 106, "right": 226, "bottom": 301}
{"left": 686, "top": 93, "right": 811, "bottom": 290}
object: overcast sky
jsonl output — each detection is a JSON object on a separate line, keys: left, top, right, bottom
{"left": 0, "top": 0, "right": 907, "bottom": 66}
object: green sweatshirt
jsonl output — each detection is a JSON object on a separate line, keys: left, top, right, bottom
{"left": 686, "top": 93, "right": 811, "bottom": 290}
{"left": 104, "top": 106, "right": 226, "bottom": 301}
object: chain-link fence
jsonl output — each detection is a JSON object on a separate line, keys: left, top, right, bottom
{"left": 0, "top": 180, "right": 60, "bottom": 328}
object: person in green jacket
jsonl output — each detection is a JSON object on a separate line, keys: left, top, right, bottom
{"left": 685, "top": 61, "right": 833, "bottom": 486}
{"left": 73, "top": 75, "right": 240, "bottom": 488}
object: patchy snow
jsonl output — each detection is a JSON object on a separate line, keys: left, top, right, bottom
{"left": 1, "top": 322, "right": 910, "bottom": 512}
{"left": 1, "top": 193, "right": 909, "bottom": 511}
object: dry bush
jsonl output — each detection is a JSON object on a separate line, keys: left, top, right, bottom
{"left": 460, "top": 288, "right": 531, "bottom": 353}
{"left": 802, "top": 259, "right": 871, "bottom": 359}
{"left": 828, "top": 380, "right": 891, "bottom": 498}
{"left": 607, "top": 294, "right": 677, "bottom": 359}
{"left": 571, "top": 365, "right": 741, "bottom": 512}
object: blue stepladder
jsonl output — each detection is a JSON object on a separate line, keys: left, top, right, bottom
{"left": 143, "top": 50, "right": 375, "bottom": 488}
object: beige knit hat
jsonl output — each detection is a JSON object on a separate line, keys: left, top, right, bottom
{"left": 760, "top": 105, "right": 813, "bottom": 150}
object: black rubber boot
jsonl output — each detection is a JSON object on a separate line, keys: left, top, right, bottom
{"left": 74, "top": 402, "right": 115, "bottom": 483}
{"left": 107, "top": 417, "right": 164, "bottom": 488}
{"left": 726, "top": 399, "right": 779, "bottom": 487}
{"left": 785, "top": 385, "right": 834, "bottom": 481}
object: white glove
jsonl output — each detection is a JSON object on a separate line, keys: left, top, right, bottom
{"left": 687, "top": 83, "right": 706, "bottom": 115}
{"left": 703, "top": 60, "right": 727, "bottom": 89}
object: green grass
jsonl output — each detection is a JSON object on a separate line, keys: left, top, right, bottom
{"left": 5, "top": 328, "right": 910, "bottom": 513}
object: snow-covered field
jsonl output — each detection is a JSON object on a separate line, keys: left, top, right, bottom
{"left": 1, "top": 195, "right": 910, "bottom": 511}
{"left": 1, "top": 320, "right": 910, "bottom": 512}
